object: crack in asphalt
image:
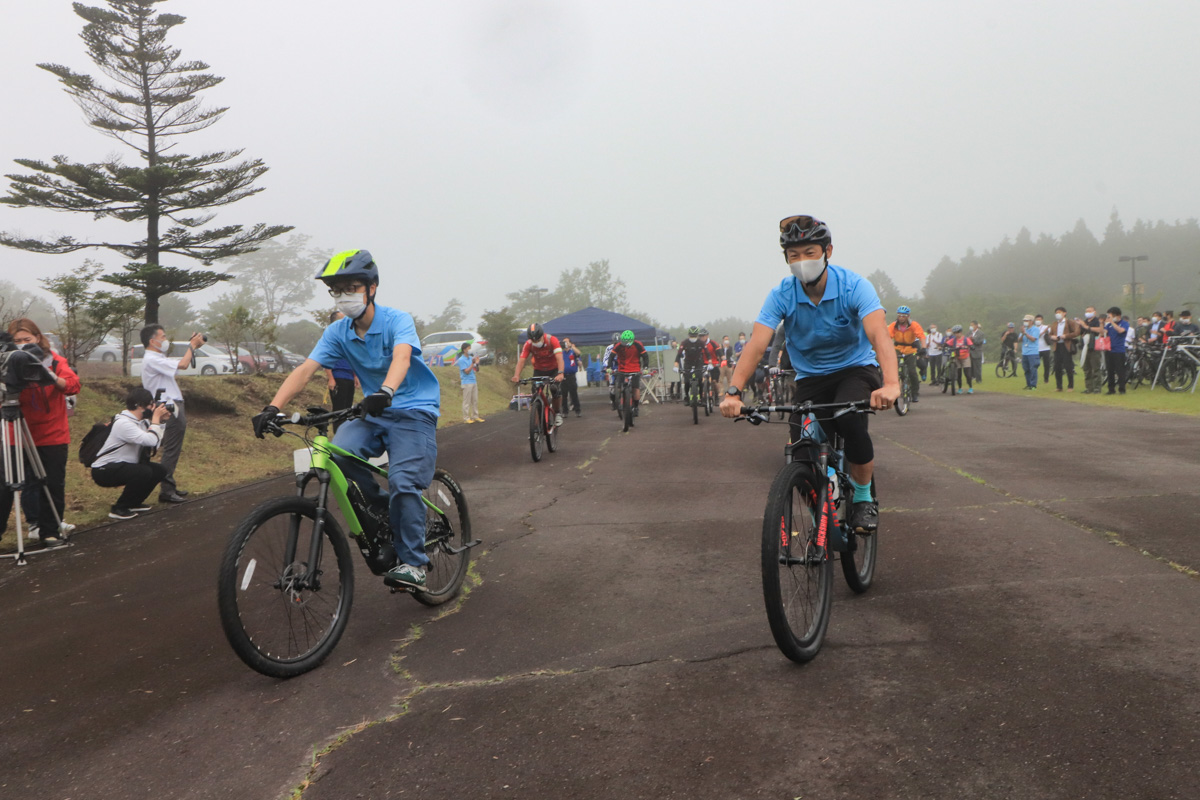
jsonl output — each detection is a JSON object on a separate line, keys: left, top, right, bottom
{"left": 879, "top": 433, "right": 1199, "bottom": 578}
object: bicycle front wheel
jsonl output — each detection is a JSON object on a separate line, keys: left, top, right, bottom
{"left": 1163, "top": 358, "right": 1197, "bottom": 392}
{"left": 529, "top": 396, "right": 544, "bottom": 462}
{"left": 545, "top": 395, "right": 559, "bottom": 452}
{"left": 217, "top": 496, "right": 354, "bottom": 679}
{"left": 761, "top": 463, "right": 833, "bottom": 664}
{"left": 413, "top": 469, "right": 472, "bottom": 606}
{"left": 622, "top": 380, "right": 633, "bottom": 432}
{"left": 895, "top": 377, "right": 910, "bottom": 416}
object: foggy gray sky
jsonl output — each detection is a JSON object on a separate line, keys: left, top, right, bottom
{"left": 2, "top": 0, "right": 1198, "bottom": 329}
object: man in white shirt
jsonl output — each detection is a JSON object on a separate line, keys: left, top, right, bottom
{"left": 926, "top": 324, "right": 945, "bottom": 385}
{"left": 91, "top": 388, "right": 172, "bottom": 519}
{"left": 140, "top": 324, "right": 205, "bottom": 503}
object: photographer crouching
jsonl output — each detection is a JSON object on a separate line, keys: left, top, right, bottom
{"left": 140, "top": 325, "right": 206, "bottom": 504}
{"left": 90, "top": 388, "right": 172, "bottom": 519}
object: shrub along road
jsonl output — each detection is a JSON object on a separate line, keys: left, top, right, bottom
{"left": 0, "top": 388, "right": 1197, "bottom": 799}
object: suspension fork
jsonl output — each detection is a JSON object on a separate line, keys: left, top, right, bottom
{"left": 290, "top": 469, "right": 330, "bottom": 587}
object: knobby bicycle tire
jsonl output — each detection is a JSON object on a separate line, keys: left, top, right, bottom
{"left": 895, "top": 374, "right": 910, "bottom": 416}
{"left": 217, "top": 496, "right": 355, "bottom": 679}
{"left": 412, "top": 469, "right": 473, "bottom": 606}
{"left": 691, "top": 380, "right": 699, "bottom": 424}
{"left": 545, "top": 393, "right": 559, "bottom": 452}
{"left": 1162, "top": 357, "right": 1197, "bottom": 392}
{"left": 839, "top": 477, "right": 878, "bottom": 593}
{"left": 621, "top": 378, "right": 633, "bottom": 432}
{"left": 529, "top": 396, "right": 544, "bottom": 462}
{"left": 761, "top": 463, "right": 833, "bottom": 664}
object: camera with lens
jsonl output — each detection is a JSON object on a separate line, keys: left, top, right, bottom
{"left": 0, "top": 333, "right": 57, "bottom": 399}
{"left": 153, "top": 388, "right": 175, "bottom": 415}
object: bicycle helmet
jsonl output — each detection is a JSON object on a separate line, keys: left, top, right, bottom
{"left": 620, "top": 330, "right": 634, "bottom": 344}
{"left": 951, "top": 324, "right": 963, "bottom": 333}
{"left": 612, "top": 332, "right": 620, "bottom": 343}
{"left": 896, "top": 305, "right": 911, "bottom": 315}
{"left": 779, "top": 215, "right": 832, "bottom": 250}
{"left": 316, "top": 249, "right": 378, "bottom": 285}
{"left": 687, "top": 325, "right": 700, "bottom": 336}
{"left": 528, "top": 323, "right": 545, "bottom": 341}
{"left": 698, "top": 328, "right": 709, "bottom": 336}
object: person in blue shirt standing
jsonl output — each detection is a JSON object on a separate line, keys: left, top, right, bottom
{"left": 1103, "top": 307, "right": 1130, "bottom": 395}
{"left": 720, "top": 215, "right": 900, "bottom": 533}
{"left": 561, "top": 336, "right": 584, "bottom": 417}
{"left": 1019, "top": 314, "right": 1042, "bottom": 389}
{"left": 252, "top": 249, "right": 441, "bottom": 591}
{"left": 324, "top": 309, "right": 359, "bottom": 432}
{"left": 456, "top": 341, "right": 483, "bottom": 423}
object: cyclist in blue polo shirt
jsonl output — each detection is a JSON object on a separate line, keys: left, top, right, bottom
{"left": 720, "top": 215, "right": 900, "bottom": 532}
{"left": 252, "top": 249, "right": 440, "bottom": 591}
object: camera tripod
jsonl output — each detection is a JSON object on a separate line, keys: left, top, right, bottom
{"left": 2, "top": 395, "right": 69, "bottom": 566}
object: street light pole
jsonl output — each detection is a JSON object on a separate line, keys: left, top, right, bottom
{"left": 1118, "top": 255, "right": 1149, "bottom": 319}
{"left": 535, "top": 287, "right": 548, "bottom": 321}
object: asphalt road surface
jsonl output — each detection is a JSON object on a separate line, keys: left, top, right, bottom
{"left": 2, "top": 386, "right": 1198, "bottom": 799}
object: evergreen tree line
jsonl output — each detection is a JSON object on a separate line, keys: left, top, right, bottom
{"left": 868, "top": 211, "right": 1200, "bottom": 356}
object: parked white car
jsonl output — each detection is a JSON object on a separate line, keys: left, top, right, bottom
{"left": 420, "top": 330, "right": 491, "bottom": 365}
{"left": 88, "top": 334, "right": 124, "bottom": 362}
{"left": 129, "top": 343, "right": 239, "bottom": 377}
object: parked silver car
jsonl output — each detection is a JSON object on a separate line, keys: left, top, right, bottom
{"left": 88, "top": 334, "right": 124, "bottom": 362}
{"left": 420, "top": 330, "right": 490, "bottom": 365}
{"left": 129, "top": 343, "right": 238, "bottom": 377}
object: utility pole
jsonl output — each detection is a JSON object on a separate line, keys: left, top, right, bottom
{"left": 1118, "top": 255, "right": 1148, "bottom": 318}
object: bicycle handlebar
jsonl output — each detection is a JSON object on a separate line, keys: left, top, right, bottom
{"left": 265, "top": 403, "right": 363, "bottom": 436}
{"left": 737, "top": 399, "right": 874, "bottom": 426}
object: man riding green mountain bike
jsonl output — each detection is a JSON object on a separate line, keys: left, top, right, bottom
{"left": 719, "top": 215, "right": 900, "bottom": 532}
{"left": 251, "top": 249, "right": 441, "bottom": 591}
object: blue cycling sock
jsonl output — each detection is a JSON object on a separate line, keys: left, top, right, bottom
{"left": 849, "top": 477, "right": 873, "bottom": 503}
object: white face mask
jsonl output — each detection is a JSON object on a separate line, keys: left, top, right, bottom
{"left": 688, "top": 336, "right": 698, "bottom": 343}
{"left": 157, "top": 338, "right": 171, "bottom": 353}
{"left": 790, "top": 256, "right": 827, "bottom": 285}
{"left": 531, "top": 339, "right": 545, "bottom": 348}
{"left": 1055, "top": 313, "right": 1064, "bottom": 321}
{"left": 1084, "top": 311, "right": 1095, "bottom": 319}
{"left": 334, "top": 294, "right": 368, "bottom": 320}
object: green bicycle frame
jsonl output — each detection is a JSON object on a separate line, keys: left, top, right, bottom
{"left": 301, "top": 434, "right": 444, "bottom": 538}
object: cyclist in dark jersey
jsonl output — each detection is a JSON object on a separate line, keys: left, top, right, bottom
{"left": 511, "top": 322, "right": 566, "bottom": 427}
{"left": 607, "top": 330, "right": 649, "bottom": 414}
{"left": 676, "top": 326, "right": 714, "bottom": 403}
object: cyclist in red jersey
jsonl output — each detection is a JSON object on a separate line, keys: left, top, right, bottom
{"left": 511, "top": 323, "right": 566, "bottom": 427}
{"left": 606, "top": 330, "right": 649, "bottom": 415}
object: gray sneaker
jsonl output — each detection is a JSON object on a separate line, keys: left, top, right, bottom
{"left": 384, "top": 563, "right": 426, "bottom": 590}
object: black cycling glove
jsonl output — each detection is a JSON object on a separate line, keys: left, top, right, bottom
{"left": 252, "top": 405, "right": 281, "bottom": 439}
{"left": 363, "top": 385, "right": 394, "bottom": 417}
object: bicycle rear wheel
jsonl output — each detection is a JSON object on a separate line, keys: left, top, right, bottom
{"left": 621, "top": 379, "right": 633, "bottom": 431}
{"left": 761, "top": 463, "right": 833, "bottom": 664}
{"left": 840, "top": 478, "right": 878, "bottom": 593}
{"left": 413, "top": 469, "right": 472, "bottom": 606}
{"left": 1163, "top": 357, "right": 1197, "bottom": 392}
{"left": 690, "top": 378, "right": 699, "bottom": 424}
{"left": 217, "top": 496, "right": 354, "bottom": 679}
{"left": 529, "top": 396, "right": 544, "bottom": 462}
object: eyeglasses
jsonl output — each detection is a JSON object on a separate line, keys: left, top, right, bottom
{"left": 779, "top": 215, "right": 816, "bottom": 233}
{"left": 327, "top": 283, "right": 367, "bottom": 298}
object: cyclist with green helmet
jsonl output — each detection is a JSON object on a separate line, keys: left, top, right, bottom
{"left": 251, "top": 249, "right": 441, "bottom": 591}
{"left": 607, "top": 330, "right": 649, "bottom": 416}
{"left": 720, "top": 215, "right": 900, "bottom": 533}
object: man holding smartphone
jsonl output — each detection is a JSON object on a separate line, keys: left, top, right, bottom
{"left": 140, "top": 324, "right": 206, "bottom": 503}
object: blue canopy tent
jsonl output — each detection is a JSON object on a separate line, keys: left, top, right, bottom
{"left": 517, "top": 307, "right": 670, "bottom": 347}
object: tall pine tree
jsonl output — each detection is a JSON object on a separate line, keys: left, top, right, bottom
{"left": 0, "top": 0, "right": 291, "bottom": 324}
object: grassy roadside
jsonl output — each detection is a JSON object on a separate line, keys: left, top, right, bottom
{"left": 2, "top": 367, "right": 515, "bottom": 551}
{"left": 976, "top": 371, "right": 1200, "bottom": 415}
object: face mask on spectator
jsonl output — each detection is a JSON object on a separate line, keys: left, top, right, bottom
{"left": 1153, "top": 316, "right": 1161, "bottom": 323}
{"left": 1084, "top": 311, "right": 1095, "bottom": 319}
{"left": 1055, "top": 313, "right": 1064, "bottom": 321}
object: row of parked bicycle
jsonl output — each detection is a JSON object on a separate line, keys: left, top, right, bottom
{"left": 993, "top": 337, "right": 1200, "bottom": 391}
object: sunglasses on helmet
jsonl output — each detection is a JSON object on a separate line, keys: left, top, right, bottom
{"left": 779, "top": 215, "right": 817, "bottom": 233}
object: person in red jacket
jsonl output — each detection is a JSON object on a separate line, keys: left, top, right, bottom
{"left": 6, "top": 318, "right": 81, "bottom": 546}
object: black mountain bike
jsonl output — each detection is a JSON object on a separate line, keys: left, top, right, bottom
{"left": 894, "top": 350, "right": 911, "bottom": 416}
{"left": 519, "top": 377, "right": 559, "bottom": 462}
{"left": 614, "top": 371, "right": 637, "bottom": 432}
{"left": 218, "top": 405, "right": 478, "bottom": 678}
{"left": 994, "top": 347, "right": 1018, "bottom": 378}
{"left": 684, "top": 365, "right": 703, "bottom": 424}
{"left": 739, "top": 400, "right": 878, "bottom": 664}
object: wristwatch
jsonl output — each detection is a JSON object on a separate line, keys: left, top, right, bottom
{"left": 725, "top": 386, "right": 742, "bottom": 398}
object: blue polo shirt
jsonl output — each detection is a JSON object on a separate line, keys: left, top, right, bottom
{"left": 755, "top": 264, "right": 883, "bottom": 379}
{"left": 1105, "top": 319, "right": 1130, "bottom": 353}
{"left": 1021, "top": 325, "right": 1042, "bottom": 357}
{"left": 309, "top": 306, "right": 440, "bottom": 416}
{"left": 455, "top": 354, "right": 476, "bottom": 385}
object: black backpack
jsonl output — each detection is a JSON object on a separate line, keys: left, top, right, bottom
{"left": 79, "top": 416, "right": 118, "bottom": 467}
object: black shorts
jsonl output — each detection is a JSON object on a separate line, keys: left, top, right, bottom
{"left": 615, "top": 371, "right": 641, "bottom": 390}
{"left": 789, "top": 365, "right": 882, "bottom": 464}
{"left": 533, "top": 369, "right": 561, "bottom": 395}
